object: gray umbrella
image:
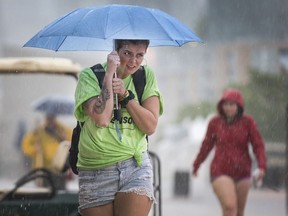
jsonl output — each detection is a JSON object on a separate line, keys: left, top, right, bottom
{"left": 32, "top": 95, "right": 74, "bottom": 116}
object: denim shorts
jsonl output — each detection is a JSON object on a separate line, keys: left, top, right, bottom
{"left": 78, "top": 152, "right": 155, "bottom": 212}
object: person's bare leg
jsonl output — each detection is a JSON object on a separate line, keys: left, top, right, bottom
{"left": 212, "top": 175, "right": 237, "bottom": 216}
{"left": 235, "top": 179, "right": 250, "bottom": 216}
{"left": 114, "top": 192, "right": 152, "bottom": 216}
{"left": 80, "top": 203, "right": 113, "bottom": 216}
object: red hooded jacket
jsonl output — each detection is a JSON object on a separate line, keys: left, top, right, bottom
{"left": 193, "top": 89, "right": 267, "bottom": 179}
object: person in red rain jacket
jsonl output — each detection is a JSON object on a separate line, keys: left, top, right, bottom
{"left": 192, "top": 89, "right": 267, "bottom": 216}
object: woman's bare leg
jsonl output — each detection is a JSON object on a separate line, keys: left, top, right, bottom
{"left": 212, "top": 175, "right": 237, "bottom": 216}
{"left": 114, "top": 192, "right": 152, "bottom": 216}
{"left": 80, "top": 203, "right": 113, "bottom": 216}
{"left": 235, "top": 179, "right": 250, "bottom": 216}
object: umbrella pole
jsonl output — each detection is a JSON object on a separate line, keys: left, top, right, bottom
{"left": 113, "top": 72, "right": 122, "bottom": 141}
{"left": 113, "top": 40, "right": 119, "bottom": 108}
{"left": 113, "top": 40, "right": 122, "bottom": 141}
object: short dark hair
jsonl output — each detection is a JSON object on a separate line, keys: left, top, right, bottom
{"left": 115, "top": 40, "right": 150, "bottom": 52}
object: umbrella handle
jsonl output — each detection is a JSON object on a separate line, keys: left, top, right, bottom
{"left": 114, "top": 109, "right": 121, "bottom": 121}
{"left": 115, "top": 94, "right": 119, "bottom": 110}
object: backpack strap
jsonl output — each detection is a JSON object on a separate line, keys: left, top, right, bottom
{"left": 90, "top": 64, "right": 105, "bottom": 89}
{"left": 132, "top": 66, "right": 146, "bottom": 105}
{"left": 90, "top": 64, "right": 146, "bottom": 104}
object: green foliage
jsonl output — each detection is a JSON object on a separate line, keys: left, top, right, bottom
{"left": 177, "top": 101, "right": 215, "bottom": 122}
{"left": 229, "top": 70, "right": 288, "bottom": 142}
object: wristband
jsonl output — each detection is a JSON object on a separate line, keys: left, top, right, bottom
{"left": 120, "top": 90, "right": 135, "bottom": 106}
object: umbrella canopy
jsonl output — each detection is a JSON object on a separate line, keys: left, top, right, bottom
{"left": 32, "top": 95, "right": 74, "bottom": 116}
{"left": 23, "top": 4, "right": 203, "bottom": 51}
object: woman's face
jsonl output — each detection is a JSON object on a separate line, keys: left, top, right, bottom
{"left": 222, "top": 100, "right": 238, "bottom": 119}
{"left": 117, "top": 42, "right": 147, "bottom": 76}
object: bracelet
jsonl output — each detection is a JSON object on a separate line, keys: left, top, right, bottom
{"left": 120, "top": 90, "right": 135, "bottom": 106}
{"left": 118, "top": 90, "right": 129, "bottom": 102}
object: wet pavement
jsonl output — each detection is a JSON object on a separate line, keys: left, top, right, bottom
{"left": 157, "top": 187, "right": 286, "bottom": 216}
{"left": 1, "top": 169, "right": 285, "bottom": 216}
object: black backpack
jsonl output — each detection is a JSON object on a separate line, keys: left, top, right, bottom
{"left": 69, "top": 64, "right": 146, "bottom": 175}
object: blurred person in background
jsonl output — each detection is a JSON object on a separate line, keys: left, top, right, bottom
{"left": 192, "top": 88, "right": 267, "bottom": 216}
{"left": 21, "top": 114, "right": 73, "bottom": 189}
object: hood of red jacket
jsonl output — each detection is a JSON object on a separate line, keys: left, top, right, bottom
{"left": 217, "top": 89, "right": 244, "bottom": 116}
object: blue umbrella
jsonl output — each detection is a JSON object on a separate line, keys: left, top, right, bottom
{"left": 23, "top": 4, "right": 203, "bottom": 51}
{"left": 24, "top": 4, "right": 203, "bottom": 141}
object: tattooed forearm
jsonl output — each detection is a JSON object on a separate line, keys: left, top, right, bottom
{"left": 101, "top": 84, "right": 111, "bottom": 101}
{"left": 93, "top": 87, "right": 110, "bottom": 113}
{"left": 83, "top": 85, "right": 111, "bottom": 115}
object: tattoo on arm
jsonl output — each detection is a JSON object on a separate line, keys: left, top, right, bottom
{"left": 83, "top": 85, "right": 111, "bottom": 114}
{"left": 101, "top": 84, "right": 111, "bottom": 101}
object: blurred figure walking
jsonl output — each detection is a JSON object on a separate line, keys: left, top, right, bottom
{"left": 192, "top": 89, "right": 267, "bottom": 216}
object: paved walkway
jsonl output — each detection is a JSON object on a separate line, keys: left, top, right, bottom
{"left": 152, "top": 187, "right": 286, "bottom": 216}
{"left": 67, "top": 174, "right": 286, "bottom": 216}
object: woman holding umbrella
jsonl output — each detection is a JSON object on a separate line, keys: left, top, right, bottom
{"left": 192, "top": 89, "right": 267, "bottom": 216}
{"left": 74, "top": 39, "right": 163, "bottom": 216}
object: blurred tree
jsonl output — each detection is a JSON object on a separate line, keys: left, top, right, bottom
{"left": 177, "top": 70, "right": 288, "bottom": 143}
{"left": 230, "top": 70, "right": 288, "bottom": 142}
{"left": 176, "top": 101, "right": 215, "bottom": 122}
